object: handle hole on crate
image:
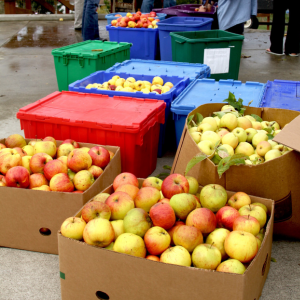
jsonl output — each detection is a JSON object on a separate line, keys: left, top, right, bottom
{"left": 39, "top": 228, "right": 51, "bottom": 236}
{"left": 96, "top": 291, "right": 109, "bottom": 299}
{"left": 262, "top": 253, "right": 268, "bottom": 276}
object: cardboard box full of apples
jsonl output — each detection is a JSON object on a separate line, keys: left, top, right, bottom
{"left": 58, "top": 173, "right": 274, "bottom": 300}
{"left": 0, "top": 135, "right": 121, "bottom": 254}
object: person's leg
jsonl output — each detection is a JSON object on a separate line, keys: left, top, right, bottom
{"left": 163, "top": 0, "right": 175, "bottom": 8}
{"left": 284, "top": 2, "right": 300, "bottom": 55}
{"left": 269, "top": 0, "right": 287, "bottom": 54}
{"left": 141, "top": 0, "right": 154, "bottom": 13}
{"left": 82, "top": 0, "right": 100, "bottom": 41}
{"left": 74, "top": 0, "right": 84, "bottom": 29}
{"left": 226, "top": 23, "right": 244, "bottom": 35}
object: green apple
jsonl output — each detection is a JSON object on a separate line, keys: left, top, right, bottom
{"left": 201, "top": 117, "right": 218, "bottom": 132}
{"left": 190, "top": 132, "right": 202, "bottom": 144}
{"left": 252, "top": 132, "right": 268, "bottom": 148}
{"left": 186, "top": 176, "right": 199, "bottom": 195}
{"left": 274, "top": 129, "right": 281, "bottom": 136}
{"left": 252, "top": 121, "right": 262, "bottom": 130}
{"left": 218, "top": 144, "right": 234, "bottom": 156}
{"left": 221, "top": 133, "right": 239, "bottom": 149}
{"left": 249, "top": 154, "right": 264, "bottom": 164}
{"left": 201, "top": 131, "right": 221, "bottom": 146}
{"left": 220, "top": 113, "right": 238, "bottom": 131}
{"left": 197, "top": 140, "right": 215, "bottom": 158}
{"left": 239, "top": 204, "right": 267, "bottom": 228}
{"left": 199, "top": 184, "right": 227, "bottom": 213}
{"left": 270, "top": 121, "right": 280, "bottom": 130}
{"left": 189, "top": 127, "right": 198, "bottom": 134}
{"left": 244, "top": 115, "right": 256, "bottom": 122}
{"left": 206, "top": 228, "right": 230, "bottom": 260}
{"left": 192, "top": 244, "right": 222, "bottom": 270}
{"left": 170, "top": 193, "right": 197, "bottom": 220}
{"left": 256, "top": 141, "right": 272, "bottom": 157}
{"left": 217, "top": 129, "right": 230, "bottom": 139}
{"left": 214, "top": 116, "right": 220, "bottom": 128}
{"left": 265, "top": 149, "right": 281, "bottom": 161}
{"left": 268, "top": 140, "right": 278, "bottom": 148}
{"left": 232, "top": 127, "right": 247, "bottom": 143}
{"left": 237, "top": 117, "right": 252, "bottom": 130}
{"left": 216, "top": 258, "right": 246, "bottom": 274}
{"left": 245, "top": 128, "right": 257, "bottom": 143}
{"left": 197, "top": 123, "right": 213, "bottom": 134}
{"left": 235, "top": 142, "right": 254, "bottom": 156}
{"left": 221, "top": 105, "right": 235, "bottom": 112}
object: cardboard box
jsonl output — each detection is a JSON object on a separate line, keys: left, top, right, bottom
{"left": 58, "top": 181, "right": 274, "bottom": 300}
{"left": 171, "top": 103, "right": 300, "bottom": 239}
{"left": 0, "top": 139, "right": 121, "bottom": 254}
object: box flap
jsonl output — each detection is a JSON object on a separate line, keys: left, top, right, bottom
{"left": 273, "top": 115, "right": 300, "bottom": 152}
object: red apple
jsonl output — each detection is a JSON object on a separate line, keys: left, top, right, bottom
{"left": 150, "top": 11, "right": 156, "bottom": 17}
{"left": 149, "top": 202, "right": 176, "bottom": 230}
{"left": 168, "top": 221, "right": 185, "bottom": 246}
{"left": 29, "top": 173, "right": 49, "bottom": 189}
{"left": 232, "top": 215, "right": 261, "bottom": 236}
{"left": 173, "top": 225, "right": 203, "bottom": 252}
{"left": 5, "top": 166, "right": 30, "bottom": 188}
{"left": 43, "top": 136, "right": 57, "bottom": 146}
{"left": 161, "top": 174, "right": 189, "bottom": 199}
{"left": 135, "top": 187, "right": 161, "bottom": 213}
{"left": 29, "top": 153, "right": 53, "bottom": 174}
{"left": 136, "top": 20, "right": 143, "bottom": 28}
{"left": 142, "top": 23, "right": 148, "bottom": 28}
{"left": 49, "top": 173, "right": 74, "bottom": 192}
{"left": 88, "top": 146, "right": 110, "bottom": 169}
{"left": 88, "top": 165, "right": 103, "bottom": 179}
{"left": 158, "top": 198, "right": 170, "bottom": 204}
{"left": 0, "top": 143, "right": 6, "bottom": 150}
{"left": 216, "top": 206, "right": 240, "bottom": 231}
{"left": 144, "top": 226, "right": 171, "bottom": 255}
{"left": 81, "top": 201, "right": 111, "bottom": 223}
{"left": 13, "top": 147, "right": 27, "bottom": 157}
{"left": 0, "top": 151, "right": 22, "bottom": 174}
{"left": 113, "top": 172, "right": 139, "bottom": 191}
{"left": 115, "top": 184, "right": 139, "bottom": 200}
{"left": 67, "top": 149, "right": 92, "bottom": 173}
{"left": 146, "top": 255, "right": 160, "bottom": 261}
{"left": 111, "top": 20, "right": 117, "bottom": 26}
{"left": 62, "top": 139, "right": 80, "bottom": 148}
{"left": 5, "top": 134, "right": 26, "bottom": 148}
{"left": 44, "top": 159, "right": 68, "bottom": 181}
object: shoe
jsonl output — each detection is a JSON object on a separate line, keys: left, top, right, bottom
{"left": 100, "top": 38, "right": 108, "bottom": 42}
{"left": 74, "top": 27, "right": 82, "bottom": 31}
{"left": 266, "top": 49, "right": 284, "bottom": 56}
{"left": 287, "top": 53, "right": 299, "bottom": 57}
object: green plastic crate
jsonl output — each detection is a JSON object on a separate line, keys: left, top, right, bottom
{"left": 52, "top": 40, "right": 132, "bottom": 91}
{"left": 170, "top": 30, "right": 244, "bottom": 81}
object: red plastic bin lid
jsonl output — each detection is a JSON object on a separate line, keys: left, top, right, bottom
{"left": 17, "top": 91, "right": 166, "bottom": 136}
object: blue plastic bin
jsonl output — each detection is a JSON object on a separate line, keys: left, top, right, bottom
{"left": 106, "top": 25, "right": 159, "bottom": 60}
{"left": 105, "top": 12, "right": 167, "bottom": 25}
{"left": 106, "top": 59, "right": 211, "bottom": 83}
{"left": 69, "top": 71, "right": 190, "bottom": 157}
{"left": 259, "top": 80, "right": 300, "bottom": 111}
{"left": 157, "top": 17, "right": 213, "bottom": 61}
{"left": 171, "top": 78, "right": 265, "bottom": 147}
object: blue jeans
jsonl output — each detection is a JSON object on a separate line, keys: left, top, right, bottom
{"left": 141, "top": 0, "right": 176, "bottom": 13}
{"left": 82, "top": 0, "right": 100, "bottom": 41}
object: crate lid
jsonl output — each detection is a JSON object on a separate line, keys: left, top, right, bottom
{"left": 157, "top": 16, "right": 213, "bottom": 28}
{"left": 106, "top": 59, "right": 210, "bottom": 81}
{"left": 17, "top": 92, "right": 166, "bottom": 136}
{"left": 260, "top": 80, "right": 300, "bottom": 111}
{"left": 171, "top": 78, "right": 265, "bottom": 115}
{"left": 51, "top": 40, "right": 132, "bottom": 59}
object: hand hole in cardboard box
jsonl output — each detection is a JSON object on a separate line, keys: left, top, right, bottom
{"left": 95, "top": 291, "right": 109, "bottom": 299}
{"left": 39, "top": 228, "right": 51, "bottom": 236}
{"left": 262, "top": 253, "right": 268, "bottom": 276}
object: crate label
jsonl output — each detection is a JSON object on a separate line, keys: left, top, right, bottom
{"left": 204, "top": 48, "right": 230, "bottom": 74}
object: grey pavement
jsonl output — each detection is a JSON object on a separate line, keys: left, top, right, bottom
{"left": 0, "top": 20, "right": 300, "bottom": 300}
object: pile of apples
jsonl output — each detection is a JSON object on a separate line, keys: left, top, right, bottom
{"left": 0, "top": 134, "right": 113, "bottom": 192}
{"left": 189, "top": 104, "right": 292, "bottom": 165}
{"left": 61, "top": 172, "right": 267, "bottom": 274}
{"left": 86, "top": 75, "right": 173, "bottom": 94}
{"left": 111, "top": 11, "right": 159, "bottom": 29}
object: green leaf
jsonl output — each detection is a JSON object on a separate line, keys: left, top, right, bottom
{"left": 217, "top": 154, "right": 249, "bottom": 178}
{"left": 163, "top": 165, "right": 172, "bottom": 170}
{"left": 239, "top": 108, "right": 246, "bottom": 116}
{"left": 251, "top": 114, "right": 263, "bottom": 122}
{"left": 218, "top": 149, "right": 230, "bottom": 159}
{"left": 267, "top": 134, "right": 274, "bottom": 140}
{"left": 155, "top": 172, "right": 170, "bottom": 179}
{"left": 271, "top": 257, "right": 277, "bottom": 262}
{"left": 185, "top": 154, "right": 207, "bottom": 176}
{"left": 263, "top": 127, "right": 272, "bottom": 134}
{"left": 213, "top": 111, "right": 226, "bottom": 119}
{"left": 191, "top": 120, "right": 197, "bottom": 127}
{"left": 228, "top": 91, "right": 235, "bottom": 101}
{"left": 187, "top": 115, "right": 194, "bottom": 126}
{"left": 247, "top": 100, "right": 253, "bottom": 106}
{"left": 196, "top": 113, "right": 204, "bottom": 124}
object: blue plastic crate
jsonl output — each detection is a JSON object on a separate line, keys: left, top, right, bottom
{"left": 171, "top": 78, "right": 265, "bottom": 147}
{"left": 106, "top": 25, "right": 159, "bottom": 60}
{"left": 259, "top": 80, "right": 300, "bottom": 111}
{"left": 69, "top": 71, "right": 190, "bottom": 157}
{"left": 106, "top": 59, "right": 211, "bottom": 83}
{"left": 157, "top": 17, "right": 213, "bottom": 61}
{"left": 105, "top": 12, "right": 167, "bottom": 25}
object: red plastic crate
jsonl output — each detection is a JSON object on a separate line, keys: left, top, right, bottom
{"left": 17, "top": 91, "right": 166, "bottom": 178}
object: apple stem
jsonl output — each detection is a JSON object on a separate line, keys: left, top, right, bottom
{"left": 210, "top": 242, "right": 214, "bottom": 248}
{"left": 249, "top": 204, "right": 251, "bottom": 211}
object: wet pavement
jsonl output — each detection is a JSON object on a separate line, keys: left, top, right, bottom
{"left": 0, "top": 20, "right": 300, "bottom": 300}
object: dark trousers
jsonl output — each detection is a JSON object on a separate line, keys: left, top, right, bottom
{"left": 270, "top": 0, "right": 300, "bottom": 54}
{"left": 82, "top": 0, "right": 100, "bottom": 41}
{"left": 226, "top": 23, "right": 244, "bottom": 35}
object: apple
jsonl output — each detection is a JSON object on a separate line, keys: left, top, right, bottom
{"left": 67, "top": 149, "right": 92, "bottom": 173}
{"left": 256, "top": 141, "right": 272, "bottom": 157}
{"left": 0, "top": 143, "right": 6, "bottom": 150}
{"left": 199, "top": 184, "right": 227, "bottom": 213}
{"left": 93, "top": 192, "right": 110, "bottom": 203}
{"left": 232, "top": 215, "right": 261, "bottom": 236}
{"left": 149, "top": 202, "right": 176, "bottom": 230}
{"left": 33, "top": 141, "right": 56, "bottom": 158}
{"left": 49, "top": 173, "right": 74, "bottom": 192}
{"left": 173, "top": 225, "right": 203, "bottom": 253}
{"left": 146, "top": 255, "right": 160, "bottom": 261}
{"left": 216, "top": 258, "right": 246, "bottom": 274}
{"left": 193, "top": 194, "right": 201, "bottom": 208}
{"left": 105, "top": 242, "right": 114, "bottom": 250}
{"left": 245, "top": 128, "right": 257, "bottom": 143}
{"left": 160, "top": 246, "right": 191, "bottom": 267}
{"left": 5, "top": 134, "right": 26, "bottom": 148}
{"left": 268, "top": 140, "right": 278, "bottom": 148}
{"left": 192, "top": 244, "right": 222, "bottom": 270}
{"left": 220, "top": 113, "right": 238, "bottom": 131}
{"left": 216, "top": 206, "right": 240, "bottom": 231}
{"left": 186, "top": 208, "right": 217, "bottom": 235}
{"left": 22, "top": 145, "right": 34, "bottom": 156}
{"left": 81, "top": 201, "right": 111, "bottom": 223}
{"left": 142, "top": 177, "right": 163, "bottom": 191}
{"left": 5, "top": 166, "right": 30, "bottom": 188}
{"left": 201, "top": 131, "right": 221, "bottom": 145}
{"left": 44, "top": 159, "right": 68, "bottom": 181}
{"left": 265, "top": 149, "right": 281, "bottom": 161}
{"left": 249, "top": 154, "right": 264, "bottom": 164}
{"left": 21, "top": 156, "right": 32, "bottom": 174}
{"left": 113, "top": 233, "right": 146, "bottom": 257}
{"left": 67, "top": 168, "right": 75, "bottom": 182}
{"left": 13, "top": 147, "right": 27, "bottom": 157}
{"left": 189, "top": 127, "right": 198, "bottom": 134}
{"left": 185, "top": 176, "right": 198, "bottom": 195}
{"left": 237, "top": 117, "right": 252, "bottom": 130}
{"left": 134, "top": 187, "right": 161, "bottom": 213}
{"left": 123, "top": 208, "right": 152, "bottom": 237}
{"left": 88, "top": 146, "right": 110, "bottom": 169}
{"left": 29, "top": 153, "right": 53, "bottom": 174}
{"left": 224, "top": 231, "right": 258, "bottom": 263}
{"left": 228, "top": 192, "right": 251, "bottom": 210}
{"left": 108, "top": 150, "right": 115, "bottom": 160}
{"left": 105, "top": 191, "right": 135, "bottom": 220}
{"left": 274, "top": 129, "right": 281, "bottom": 136}
{"left": 169, "top": 193, "right": 197, "bottom": 220}
{"left": 217, "top": 129, "right": 229, "bottom": 139}
{"left": 252, "top": 121, "right": 262, "bottom": 130}
{"left": 115, "top": 184, "right": 139, "bottom": 200}
{"left": 201, "top": 117, "right": 218, "bottom": 131}
{"left": 73, "top": 170, "right": 94, "bottom": 191}
{"left": 197, "top": 140, "right": 215, "bottom": 158}
{"left": 152, "top": 76, "right": 163, "bottom": 86}
{"left": 83, "top": 218, "right": 115, "bottom": 247}
{"left": 32, "top": 185, "right": 51, "bottom": 191}
{"left": 28, "top": 139, "right": 42, "bottom": 147}
{"left": 61, "top": 217, "right": 86, "bottom": 240}
{"left": 57, "top": 143, "right": 75, "bottom": 158}
{"left": 113, "top": 172, "right": 139, "bottom": 191}
{"left": 239, "top": 204, "right": 267, "bottom": 228}
{"left": 43, "top": 136, "right": 56, "bottom": 146}
{"left": 144, "top": 226, "right": 171, "bottom": 255}
{"left": 206, "top": 228, "right": 230, "bottom": 260}
{"left": 221, "top": 133, "right": 239, "bottom": 149}
{"left": 111, "top": 220, "right": 124, "bottom": 241}
{"left": 88, "top": 165, "right": 103, "bottom": 179}
{"left": 161, "top": 174, "right": 189, "bottom": 199}
{"left": 197, "top": 123, "right": 213, "bottom": 134}
{"left": 161, "top": 86, "right": 170, "bottom": 94}
{"left": 62, "top": 139, "right": 79, "bottom": 148}
{"left": 0, "top": 151, "right": 22, "bottom": 174}
{"left": 252, "top": 132, "right": 268, "bottom": 148}
{"left": 234, "top": 142, "right": 254, "bottom": 156}
{"left": 158, "top": 198, "right": 170, "bottom": 204}
{"left": 251, "top": 202, "right": 268, "bottom": 213}
{"left": 29, "top": 173, "right": 49, "bottom": 189}
{"left": 111, "top": 20, "right": 117, "bottom": 26}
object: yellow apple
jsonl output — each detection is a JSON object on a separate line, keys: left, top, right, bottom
{"left": 152, "top": 76, "right": 163, "bottom": 86}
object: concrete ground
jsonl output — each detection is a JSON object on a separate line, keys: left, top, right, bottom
{"left": 0, "top": 20, "right": 300, "bottom": 300}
